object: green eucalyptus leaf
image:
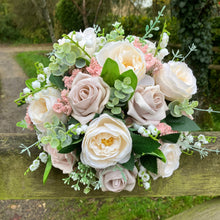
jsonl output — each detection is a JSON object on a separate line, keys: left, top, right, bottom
{"left": 114, "top": 90, "right": 126, "bottom": 99}
{"left": 111, "top": 107, "right": 121, "bottom": 115}
{"left": 114, "top": 79, "right": 123, "bottom": 90}
{"left": 75, "top": 58, "right": 86, "bottom": 68}
{"left": 123, "top": 76, "right": 131, "bottom": 85}
{"left": 59, "top": 138, "right": 82, "bottom": 154}
{"left": 50, "top": 138, "right": 60, "bottom": 148}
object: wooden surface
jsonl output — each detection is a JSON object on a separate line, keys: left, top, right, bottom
{"left": 0, "top": 132, "right": 220, "bottom": 199}
{"left": 167, "top": 197, "right": 220, "bottom": 220}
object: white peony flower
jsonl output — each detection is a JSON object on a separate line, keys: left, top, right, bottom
{"left": 151, "top": 143, "right": 182, "bottom": 180}
{"left": 80, "top": 114, "right": 132, "bottom": 169}
{"left": 28, "top": 88, "right": 66, "bottom": 132}
{"left": 96, "top": 41, "right": 146, "bottom": 81}
{"left": 154, "top": 61, "right": 197, "bottom": 101}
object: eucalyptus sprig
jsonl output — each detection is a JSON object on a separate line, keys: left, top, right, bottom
{"left": 142, "top": 5, "right": 166, "bottom": 39}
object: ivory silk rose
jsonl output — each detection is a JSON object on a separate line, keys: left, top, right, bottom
{"left": 43, "top": 144, "right": 77, "bottom": 174}
{"left": 127, "top": 85, "right": 168, "bottom": 125}
{"left": 80, "top": 114, "right": 132, "bottom": 169}
{"left": 154, "top": 61, "right": 197, "bottom": 101}
{"left": 68, "top": 72, "right": 110, "bottom": 125}
{"left": 97, "top": 165, "right": 138, "bottom": 192}
{"left": 28, "top": 88, "right": 66, "bottom": 132}
{"left": 96, "top": 41, "right": 146, "bottom": 81}
{"left": 151, "top": 143, "right": 182, "bottom": 180}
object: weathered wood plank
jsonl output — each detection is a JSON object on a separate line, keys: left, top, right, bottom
{"left": 167, "top": 197, "right": 220, "bottom": 220}
{"left": 0, "top": 132, "right": 220, "bottom": 199}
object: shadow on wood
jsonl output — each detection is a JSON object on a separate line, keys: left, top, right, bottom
{"left": 0, "top": 132, "right": 220, "bottom": 199}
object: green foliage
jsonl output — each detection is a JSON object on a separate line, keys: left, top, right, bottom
{"left": 171, "top": 0, "right": 216, "bottom": 93}
{"left": 163, "top": 114, "right": 201, "bottom": 131}
{"left": 15, "top": 51, "right": 50, "bottom": 78}
{"left": 43, "top": 155, "right": 52, "bottom": 184}
{"left": 121, "top": 152, "right": 135, "bottom": 171}
{"left": 55, "top": 0, "right": 84, "bottom": 37}
{"left": 211, "top": 16, "right": 220, "bottom": 46}
{"left": 159, "top": 133, "right": 181, "bottom": 144}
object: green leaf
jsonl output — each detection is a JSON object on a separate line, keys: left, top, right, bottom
{"left": 75, "top": 58, "right": 86, "bottom": 68}
{"left": 114, "top": 90, "right": 126, "bottom": 99}
{"left": 43, "top": 155, "right": 52, "bottom": 184}
{"left": 49, "top": 74, "right": 65, "bottom": 90}
{"left": 121, "top": 152, "right": 135, "bottom": 171}
{"left": 67, "top": 117, "right": 79, "bottom": 126}
{"left": 16, "top": 120, "right": 27, "bottom": 129}
{"left": 58, "top": 138, "right": 82, "bottom": 154}
{"left": 51, "top": 138, "right": 60, "bottom": 148}
{"left": 159, "top": 133, "right": 181, "bottom": 143}
{"left": 163, "top": 114, "right": 200, "bottom": 131}
{"left": 147, "top": 149, "right": 166, "bottom": 163}
{"left": 140, "top": 155, "right": 157, "bottom": 174}
{"left": 130, "top": 131, "right": 160, "bottom": 155}
{"left": 111, "top": 107, "right": 121, "bottom": 115}
{"left": 123, "top": 77, "right": 131, "bottom": 85}
{"left": 25, "top": 78, "right": 37, "bottom": 90}
{"left": 117, "top": 70, "right": 137, "bottom": 95}
{"left": 100, "top": 58, "right": 120, "bottom": 87}
{"left": 114, "top": 79, "right": 123, "bottom": 90}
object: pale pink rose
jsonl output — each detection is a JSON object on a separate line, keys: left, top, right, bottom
{"left": 127, "top": 85, "right": 168, "bottom": 125}
{"left": 68, "top": 72, "right": 110, "bottom": 124}
{"left": 43, "top": 144, "right": 77, "bottom": 174}
{"left": 150, "top": 143, "right": 181, "bottom": 180}
{"left": 80, "top": 114, "right": 132, "bottom": 169}
{"left": 154, "top": 61, "right": 197, "bottom": 101}
{"left": 98, "top": 165, "right": 138, "bottom": 192}
{"left": 28, "top": 88, "right": 67, "bottom": 132}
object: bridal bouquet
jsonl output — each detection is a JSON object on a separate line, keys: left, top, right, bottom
{"left": 15, "top": 9, "right": 217, "bottom": 194}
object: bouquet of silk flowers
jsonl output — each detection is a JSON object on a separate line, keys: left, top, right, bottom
{"left": 15, "top": 8, "right": 219, "bottom": 194}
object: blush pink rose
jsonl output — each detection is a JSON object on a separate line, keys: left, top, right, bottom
{"left": 43, "top": 144, "right": 77, "bottom": 174}
{"left": 127, "top": 85, "right": 168, "bottom": 125}
{"left": 98, "top": 165, "right": 138, "bottom": 192}
{"left": 68, "top": 72, "right": 110, "bottom": 124}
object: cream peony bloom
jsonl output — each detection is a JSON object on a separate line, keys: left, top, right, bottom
{"left": 68, "top": 72, "right": 110, "bottom": 125}
{"left": 151, "top": 143, "right": 182, "bottom": 180}
{"left": 28, "top": 88, "right": 66, "bottom": 132}
{"left": 80, "top": 114, "right": 132, "bottom": 169}
{"left": 96, "top": 41, "right": 146, "bottom": 81}
{"left": 97, "top": 165, "right": 138, "bottom": 192}
{"left": 154, "top": 61, "right": 197, "bottom": 101}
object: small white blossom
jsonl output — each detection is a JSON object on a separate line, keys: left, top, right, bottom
{"left": 44, "top": 67, "right": 51, "bottom": 76}
{"left": 148, "top": 125, "right": 158, "bottom": 136}
{"left": 29, "top": 159, "right": 40, "bottom": 172}
{"left": 156, "top": 48, "right": 169, "bottom": 61}
{"left": 39, "top": 152, "right": 48, "bottom": 163}
{"left": 32, "top": 80, "right": 41, "bottom": 89}
{"left": 81, "top": 125, "right": 88, "bottom": 132}
{"left": 160, "top": 32, "right": 169, "bottom": 49}
{"left": 25, "top": 95, "right": 33, "bottom": 103}
{"left": 68, "top": 124, "right": 76, "bottom": 130}
{"left": 133, "top": 123, "right": 141, "bottom": 130}
{"left": 75, "top": 32, "right": 83, "bottom": 41}
{"left": 142, "top": 173, "right": 150, "bottom": 182}
{"left": 138, "top": 126, "right": 145, "bottom": 134}
{"left": 142, "top": 130, "right": 150, "bottom": 137}
{"left": 46, "top": 76, "right": 52, "bottom": 86}
{"left": 139, "top": 165, "right": 146, "bottom": 173}
{"left": 186, "top": 135, "right": 194, "bottom": 143}
{"left": 194, "top": 142, "right": 201, "bottom": 149}
{"left": 37, "top": 74, "right": 45, "bottom": 82}
{"left": 138, "top": 170, "right": 145, "bottom": 178}
{"left": 76, "top": 127, "right": 82, "bottom": 135}
{"left": 198, "top": 134, "right": 208, "bottom": 144}
{"left": 23, "top": 87, "right": 31, "bottom": 94}
{"left": 143, "top": 181, "right": 151, "bottom": 190}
